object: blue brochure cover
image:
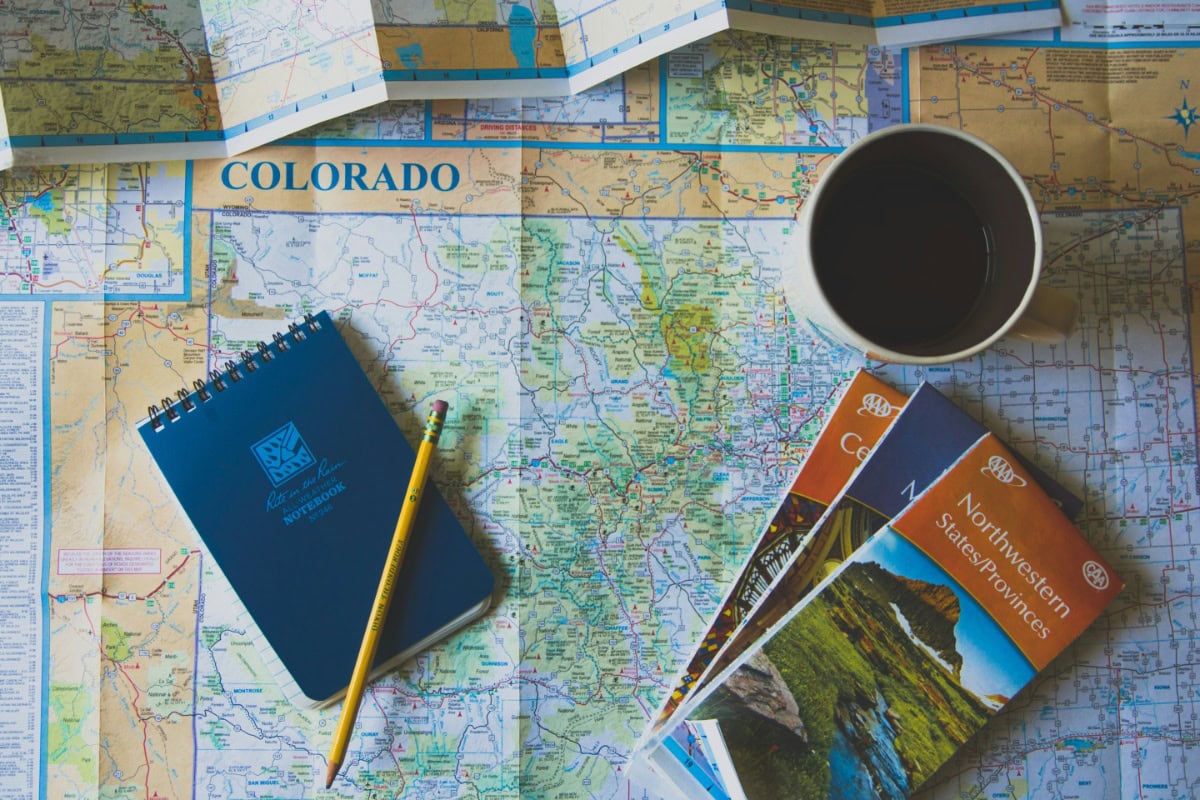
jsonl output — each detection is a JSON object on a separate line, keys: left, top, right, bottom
{"left": 138, "top": 311, "right": 494, "bottom": 705}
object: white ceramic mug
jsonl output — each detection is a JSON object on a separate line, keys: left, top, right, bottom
{"left": 784, "top": 124, "right": 1076, "bottom": 365}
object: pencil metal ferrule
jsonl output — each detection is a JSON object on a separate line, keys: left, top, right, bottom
{"left": 422, "top": 409, "right": 446, "bottom": 444}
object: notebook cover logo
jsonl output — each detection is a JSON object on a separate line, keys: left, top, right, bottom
{"left": 252, "top": 422, "right": 316, "bottom": 487}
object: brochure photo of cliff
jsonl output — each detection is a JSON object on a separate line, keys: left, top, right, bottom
{"left": 694, "top": 533, "right": 1014, "bottom": 799}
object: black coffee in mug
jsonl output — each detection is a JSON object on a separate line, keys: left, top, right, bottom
{"left": 812, "top": 163, "right": 993, "bottom": 352}
{"left": 784, "top": 125, "right": 1073, "bottom": 365}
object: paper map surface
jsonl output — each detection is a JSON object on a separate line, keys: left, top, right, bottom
{"left": 0, "top": 0, "right": 389, "bottom": 164}
{"left": 1, "top": 8, "right": 1199, "bottom": 800}
{"left": 0, "top": 0, "right": 1055, "bottom": 166}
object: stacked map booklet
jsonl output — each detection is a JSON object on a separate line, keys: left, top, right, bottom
{"left": 632, "top": 372, "right": 1123, "bottom": 800}
{"left": 0, "top": 0, "right": 1062, "bottom": 167}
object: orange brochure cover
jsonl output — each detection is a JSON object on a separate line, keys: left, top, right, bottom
{"left": 893, "top": 434, "right": 1121, "bottom": 668}
{"left": 641, "top": 370, "right": 907, "bottom": 738}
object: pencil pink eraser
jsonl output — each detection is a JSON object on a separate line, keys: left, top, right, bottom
{"left": 433, "top": 400, "right": 449, "bottom": 416}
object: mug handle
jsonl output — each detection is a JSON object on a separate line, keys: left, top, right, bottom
{"left": 1007, "top": 286, "right": 1078, "bottom": 343}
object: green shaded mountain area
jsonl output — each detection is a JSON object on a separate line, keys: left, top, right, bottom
{"left": 693, "top": 559, "right": 991, "bottom": 800}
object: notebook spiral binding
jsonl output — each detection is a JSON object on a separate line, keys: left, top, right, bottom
{"left": 146, "top": 313, "right": 322, "bottom": 432}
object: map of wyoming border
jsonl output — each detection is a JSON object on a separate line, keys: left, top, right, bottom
{"left": 0, "top": 35, "right": 1198, "bottom": 800}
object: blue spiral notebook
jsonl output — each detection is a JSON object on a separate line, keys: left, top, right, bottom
{"left": 138, "top": 311, "right": 494, "bottom": 706}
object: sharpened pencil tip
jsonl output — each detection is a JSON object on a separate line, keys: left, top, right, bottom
{"left": 325, "top": 762, "right": 339, "bottom": 789}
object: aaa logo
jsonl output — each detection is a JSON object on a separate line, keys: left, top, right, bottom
{"left": 858, "top": 392, "right": 898, "bottom": 418}
{"left": 981, "top": 454, "right": 1028, "bottom": 487}
{"left": 252, "top": 422, "right": 316, "bottom": 487}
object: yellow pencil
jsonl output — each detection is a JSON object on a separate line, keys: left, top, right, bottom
{"left": 324, "top": 399, "right": 449, "bottom": 789}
